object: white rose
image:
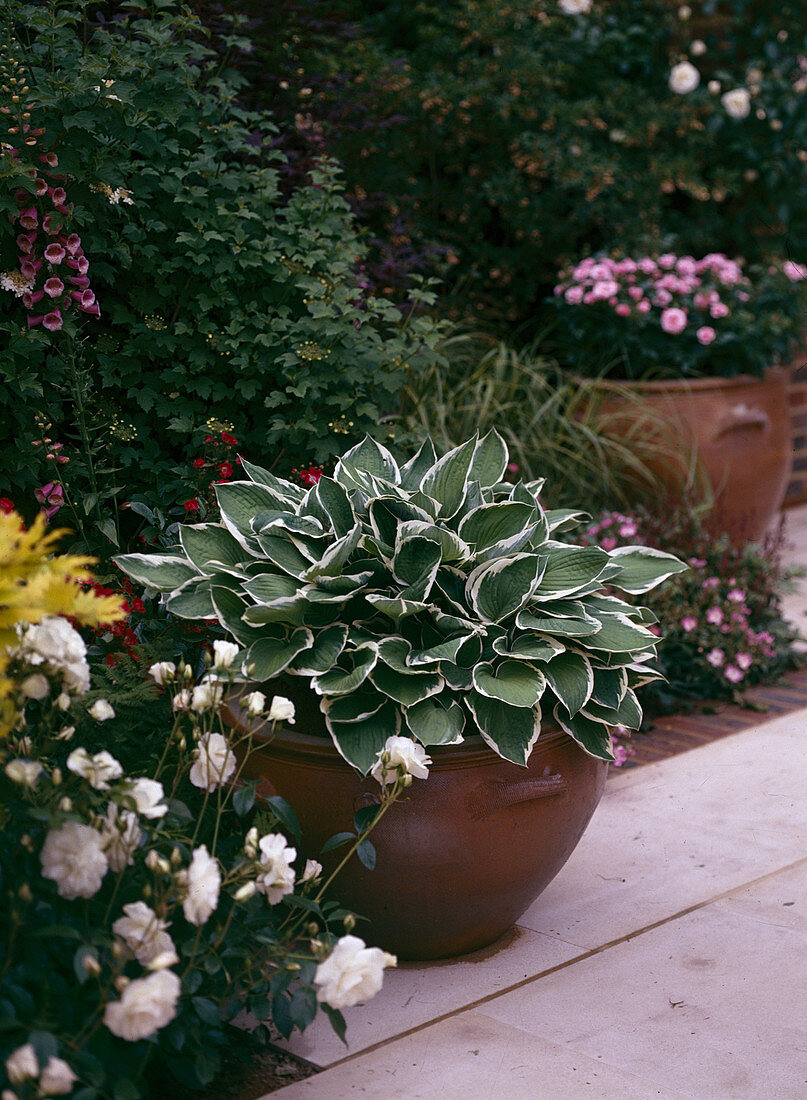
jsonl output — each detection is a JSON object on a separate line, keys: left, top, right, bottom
{"left": 669, "top": 61, "right": 700, "bottom": 94}
{"left": 5, "top": 1043, "right": 38, "bottom": 1084}
{"left": 690, "top": 39, "right": 706, "bottom": 56}
{"left": 66, "top": 747, "right": 123, "bottom": 789}
{"left": 183, "top": 845, "right": 221, "bottom": 925}
{"left": 314, "top": 935, "right": 396, "bottom": 1009}
{"left": 172, "top": 688, "right": 192, "bottom": 711}
{"left": 722, "top": 87, "right": 751, "bottom": 119}
{"left": 190, "top": 680, "right": 224, "bottom": 713}
{"left": 708, "top": 79, "right": 722, "bottom": 95}
{"left": 558, "top": 0, "right": 591, "bottom": 12}
{"left": 301, "top": 859, "right": 322, "bottom": 883}
{"left": 113, "top": 901, "right": 175, "bottom": 965}
{"left": 148, "top": 661, "right": 176, "bottom": 685}
{"left": 188, "top": 732, "right": 236, "bottom": 791}
{"left": 20, "top": 673, "right": 49, "bottom": 699}
{"left": 88, "top": 698, "right": 115, "bottom": 721}
{"left": 19, "top": 616, "right": 90, "bottom": 695}
{"left": 103, "top": 969, "right": 181, "bottom": 1041}
{"left": 56, "top": 692, "right": 71, "bottom": 711}
{"left": 39, "top": 1056, "right": 78, "bottom": 1096}
{"left": 242, "top": 690, "right": 266, "bottom": 717}
{"left": 4, "top": 758, "right": 43, "bottom": 787}
{"left": 124, "top": 777, "right": 168, "bottom": 819}
{"left": 267, "top": 695, "right": 295, "bottom": 724}
{"left": 55, "top": 725, "right": 75, "bottom": 741}
{"left": 41, "top": 821, "right": 108, "bottom": 899}
{"left": 370, "top": 736, "right": 432, "bottom": 786}
{"left": 100, "top": 804, "right": 143, "bottom": 872}
{"left": 255, "top": 833, "right": 297, "bottom": 904}
{"left": 212, "top": 640, "right": 240, "bottom": 670}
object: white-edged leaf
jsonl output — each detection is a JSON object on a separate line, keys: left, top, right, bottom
{"left": 466, "top": 553, "right": 543, "bottom": 623}
{"left": 335, "top": 435, "right": 400, "bottom": 486}
{"left": 320, "top": 684, "right": 387, "bottom": 723}
{"left": 469, "top": 429, "right": 508, "bottom": 488}
{"left": 606, "top": 545, "right": 688, "bottom": 594}
{"left": 243, "top": 628, "right": 313, "bottom": 680}
{"left": 532, "top": 546, "right": 611, "bottom": 601}
{"left": 584, "top": 610, "right": 659, "bottom": 652}
{"left": 405, "top": 697, "right": 465, "bottom": 745}
{"left": 399, "top": 437, "right": 438, "bottom": 489}
{"left": 370, "top": 664, "right": 444, "bottom": 706}
{"left": 493, "top": 633, "right": 565, "bottom": 661}
{"left": 178, "top": 525, "right": 249, "bottom": 572}
{"left": 365, "top": 594, "right": 432, "bottom": 621}
{"left": 465, "top": 692, "right": 541, "bottom": 766}
{"left": 302, "top": 523, "right": 362, "bottom": 581}
{"left": 543, "top": 651, "right": 594, "bottom": 715}
{"left": 114, "top": 553, "right": 199, "bottom": 592}
{"left": 288, "top": 624, "right": 349, "bottom": 675}
{"left": 419, "top": 437, "right": 477, "bottom": 519}
{"left": 392, "top": 535, "right": 442, "bottom": 601}
{"left": 472, "top": 660, "right": 546, "bottom": 707}
{"left": 238, "top": 458, "right": 305, "bottom": 503}
{"left": 327, "top": 700, "right": 401, "bottom": 775}
{"left": 312, "top": 644, "right": 379, "bottom": 696}
{"left": 553, "top": 704, "right": 615, "bottom": 762}
{"left": 315, "top": 477, "right": 356, "bottom": 539}
{"left": 407, "top": 635, "right": 471, "bottom": 667}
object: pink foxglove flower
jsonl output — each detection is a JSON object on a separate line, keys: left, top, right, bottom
{"left": 44, "top": 276, "right": 64, "bottom": 298}
{"left": 18, "top": 207, "right": 37, "bottom": 229}
{"left": 44, "top": 243, "right": 66, "bottom": 264}
{"left": 43, "top": 310, "right": 63, "bottom": 331}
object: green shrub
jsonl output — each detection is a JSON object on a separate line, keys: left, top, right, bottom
{"left": 0, "top": 1, "right": 446, "bottom": 530}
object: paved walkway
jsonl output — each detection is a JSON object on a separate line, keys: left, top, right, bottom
{"left": 265, "top": 508, "right": 807, "bottom": 1099}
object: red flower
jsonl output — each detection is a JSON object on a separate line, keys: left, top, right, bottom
{"left": 0, "top": 498, "right": 15, "bottom": 514}
{"left": 130, "top": 597, "right": 145, "bottom": 613}
{"left": 192, "top": 457, "right": 205, "bottom": 469}
{"left": 218, "top": 462, "right": 233, "bottom": 479}
{"left": 184, "top": 498, "right": 200, "bottom": 511}
{"left": 221, "top": 431, "right": 238, "bottom": 446}
{"left": 204, "top": 435, "right": 213, "bottom": 443}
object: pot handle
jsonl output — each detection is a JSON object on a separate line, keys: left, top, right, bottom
{"left": 468, "top": 774, "right": 567, "bottom": 819}
{"left": 715, "top": 404, "right": 770, "bottom": 441}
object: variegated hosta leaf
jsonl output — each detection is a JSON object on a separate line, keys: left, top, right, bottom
{"left": 419, "top": 436, "right": 477, "bottom": 519}
{"left": 370, "top": 663, "right": 444, "bottom": 707}
{"left": 113, "top": 553, "right": 199, "bottom": 591}
{"left": 468, "top": 429, "right": 509, "bottom": 489}
{"left": 493, "top": 633, "right": 565, "bottom": 661}
{"left": 542, "top": 651, "right": 594, "bottom": 716}
{"left": 243, "top": 628, "right": 314, "bottom": 680}
{"left": 312, "top": 644, "right": 379, "bottom": 696}
{"left": 466, "top": 554, "right": 544, "bottom": 624}
{"left": 238, "top": 458, "right": 305, "bottom": 503}
{"left": 287, "top": 624, "right": 348, "bottom": 675}
{"left": 315, "top": 476, "right": 356, "bottom": 539}
{"left": 532, "top": 545, "right": 610, "bottom": 601}
{"left": 459, "top": 502, "right": 535, "bottom": 554}
{"left": 553, "top": 704, "right": 615, "bottom": 762}
{"left": 216, "top": 481, "right": 290, "bottom": 538}
{"left": 605, "top": 545, "right": 689, "bottom": 594}
{"left": 327, "top": 700, "right": 401, "bottom": 775}
{"left": 472, "top": 660, "right": 546, "bottom": 708}
{"left": 583, "top": 688, "right": 643, "bottom": 730}
{"left": 516, "top": 608, "right": 601, "bottom": 637}
{"left": 584, "top": 610, "right": 659, "bottom": 652}
{"left": 465, "top": 692, "right": 542, "bottom": 766}
{"left": 179, "top": 524, "right": 251, "bottom": 571}
{"left": 392, "top": 535, "right": 442, "bottom": 602}
{"left": 590, "top": 668, "right": 628, "bottom": 709}
{"left": 404, "top": 697, "right": 465, "bottom": 745}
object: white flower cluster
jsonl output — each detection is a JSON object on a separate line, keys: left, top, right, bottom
{"left": 370, "top": 736, "right": 432, "bottom": 787}
{"left": 17, "top": 616, "right": 90, "bottom": 696}
{"left": 5, "top": 1044, "right": 76, "bottom": 1094}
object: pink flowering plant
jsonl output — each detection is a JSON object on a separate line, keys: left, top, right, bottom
{"left": 0, "top": 522, "right": 404, "bottom": 1099}
{"left": 581, "top": 509, "right": 802, "bottom": 709}
{"left": 550, "top": 252, "right": 805, "bottom": 380}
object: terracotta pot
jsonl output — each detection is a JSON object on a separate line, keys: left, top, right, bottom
{"left": 593, "top": 369, "right": 792, "bottom": 544}
{"left": 224, "top": 699, "right": 607, "bottom": 961}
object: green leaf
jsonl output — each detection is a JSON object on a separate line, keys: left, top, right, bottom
{"left": 396, "top": 520, "right": 471, "bottom": 563}
{"left": 405, "top": 696, "right": 465, "bottom": 744}
{"left": 232, "top": 780, "right": 257, "bottom": 817}
{"left": 166, "top": 578, "right": 217, "bottom": 619}
{"left": 492, "top": 633, "right": 565, "bottom": 661}
{"left": 303, "top": 523, "right": 362, "bottom": 580}
{"left": 320, "top": 831, "right": 356, "bottom": 855}
{"left": 399, "top": 437, "right": 437, "bottom": 489}
{"left": 356, "top": 838, "right": 376, "bottom": 871}
{"left": 515, "top": 609, "right": 601, "bottom": 637}
{"left": 419, "top": 437, "right": 477, "bottom": 518}
{"left": 179, "top": 524, "right": 250, "bottom": 571}
{"left": 584, "top": 611, "right": 659, "bottom": 652}
{"left": 216, "top": 481, "right": 290, "bottom": 536}
{"left": 459, "top": 502, "right": 535, "bottom": 552}
{"left": 210, "top": 586, "right": 264, "bottom": 645}
{"left": 371, "top": 663, "right": 444, "bottom": 706}
{"left": 472, "top": 660, "right": 546, "bottom": 707}
{"left": 469, "top": 428, "right": 509, "bottom": 487}
{"left": 322, "top": 684, "right": 387, "bottom": 723}
{"left": 532, "top": 546, "right": 610, "bottom": 601}
{"left": 328, "top": 700, "right": 401, "bottom": 774}
{"left": 244, "top": 628, "right": 314, "bottom": 679}
{"left": 407, "top": 635, "right": 471, "bottom": 667}
{"left": 583, "top": 687, "right": 643, "bottom": 729}
{"left": 465, "top": 692, "right": 541, "bottom": 765}
{"left": 590, "top": 668, "right": 628, "bottom": 709}
{"left": 316, "top": 477, "right": 356, "bottom": 539}
{"left": 544, "top": 509, "right": 590, "bottom": 533}
{"left": 606, "top": 546, "right": 688, "bottom": 594}
{"left": 364, "top": 594, "right": 432, "bottom": 621}
{"left": 239, "top": 458, "right": 305, "bottom": 503}
{"left": 255, "top": 533, "right": 312, "bottom": 577}
{"left": 392, "top": 535, "right": 442, "bottom": 601}
{"left": 114, "top": 553, "right": 198, "bottom": 591}
{"left": 542, "top": 651, "right": 593, "bottom": 715}
{"left": 288, "top": 624, "right": 349, "bottom": 675}
{"left": 321, "top": 1004, "right": 347, "bottom": 1045}
{"left": 313, "top": 645, "right": 378, "bottom": 696}
{"left": 263, "top": 796, "right": 301, "bottom": 843}
{"left": 466, "top": 553, "right": 543, "bottom": 623}
{"left": 336, "top": 435, "right": 400, "bottom": 485}
{"left": 553, "top": 704, "right": 615, "bottom": 762}
{"left": 242, "top": 573, "right": 300, "bottom": 602}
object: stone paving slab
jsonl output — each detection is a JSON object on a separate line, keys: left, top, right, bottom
{"left": 266, "top": 707, "right": 807, "bottom": 1097}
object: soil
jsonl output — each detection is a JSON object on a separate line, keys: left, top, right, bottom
{"left": 149, "top": 1040, "right": 319, "bottom": 1100}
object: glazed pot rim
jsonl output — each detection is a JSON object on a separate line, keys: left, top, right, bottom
{"left": 221, "top": 698, "right": 573, "bottom": 770}
{"left": 582, "top": 365, "right": 788, "bottom": 395}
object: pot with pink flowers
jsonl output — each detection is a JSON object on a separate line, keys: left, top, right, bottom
{"left": 550, "top": 252, "right": 805, "bottom": 544}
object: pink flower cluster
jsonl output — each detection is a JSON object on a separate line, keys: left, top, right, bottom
{"left": 6, "top": 148, "right": 99, "bottom": 332}
{"left": 554, "top": 252, "right": 754, "bottom": 343}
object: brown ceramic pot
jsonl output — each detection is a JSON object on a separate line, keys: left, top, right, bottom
{"left": 224, "top": 698, "right": 607, "bottom": 961}
{"left": 594, "top": 368, "right": 791, "bottom": 544}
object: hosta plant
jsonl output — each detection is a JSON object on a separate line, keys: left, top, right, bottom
{"left": 117, "top": 434, "right": 686, "bottom": 772}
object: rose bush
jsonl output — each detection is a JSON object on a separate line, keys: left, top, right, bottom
{"left": 0, "top": 511, "right": 400, "bottom": 1098}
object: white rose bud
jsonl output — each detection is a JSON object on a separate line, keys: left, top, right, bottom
{"left": 212, "top": 640, "right": 240, "bottom": 670}
{"left": 234, "top": 881, "right": 257, "bottom": 903}
{"left": 148, "top": 661, "right": 176, "bottom": 685}
{"left": 669, "top": 61, "right": 700, "bottom": 94}
{"left": 190, "top": 680, "right": 224, "bottom": 713}
{"left": 56, "top": 725, "right": 75, "bottom": 741}
{"left": 708, "top": 79, "right": 721, "bottom": 95}
{"left": 21, "top": 673, "right": 49, "bottom": 699}
{"left": 5, "top": 1042, "right": 38, "bottom": 1084}
{"left": 690, "top": 39, "right": 706, "bottom": 56}
{"left": 39, "top": 1055, "right": 78, "bottom": 1096}
{"left": 722, "top": 87, "right": 751, "bottom": 119}
{"left": 88, "top": 698, "right": 115, "bottom": 721}
{"left": 82, "top": 953, "right": 102, "bottom": 976}
{"left": 267, "top": 696, "right": 295, "bottom": 724}
{"left": 172, "top": 688, "right": 192, "bottom": 712}
{"left": 59, "top": 796, "right": 73, "bottom": 812}
{"left": 56, "top": 692, "right": 71, "bottom": 711}
{"left": 301, "top": 859, "right": 323, "bottom": 883}
{"left": 244, "top": 826, "right": 259, "bottom": 858}
{"left": 5, "top": 758, "right": 43, "bottom": 787}
{"left": 242, "top": 690, "right": 266, "bottom": 717}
